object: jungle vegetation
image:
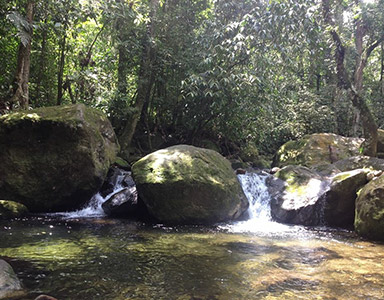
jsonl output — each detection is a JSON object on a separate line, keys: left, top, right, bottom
{"left": 1, "top": 0, "right": 384, "bottom": 159}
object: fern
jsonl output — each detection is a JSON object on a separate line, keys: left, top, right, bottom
{"left": 6, "top": 11, "right": 32, "bottom": 47}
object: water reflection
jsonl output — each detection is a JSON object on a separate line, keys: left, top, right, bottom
{"left": 0, "top": 217, "right": 384, "bottom": 299}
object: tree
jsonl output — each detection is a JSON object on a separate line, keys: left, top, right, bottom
{"left": 322, "top": 0, "right": 384, "bottom": 156}
{"left": 9, "top": 0, "right": 35, "bottom": 109}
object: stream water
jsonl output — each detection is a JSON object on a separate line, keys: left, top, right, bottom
{"left": 1, "top": 172, "right": 384, "bottom": 300}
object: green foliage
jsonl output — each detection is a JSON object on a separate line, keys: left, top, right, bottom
{"left": 1, "top": 0, "right": 384, "bottom": 158}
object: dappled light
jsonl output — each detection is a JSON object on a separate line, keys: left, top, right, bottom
{"left": 1, "top": 0, "right": 384, "bottom": 299}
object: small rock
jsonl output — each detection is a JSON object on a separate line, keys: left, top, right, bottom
{"left": 235, "top": 168, "right": 246, "bottom": 175}
{"left": 270, "top": 167, "right": 280, "bottom": 174}
{"left": 0, "top": 259, "right": 26, "bottom": 300}
{"left": 34, "top": 295, "right": 58, "bottom": 300}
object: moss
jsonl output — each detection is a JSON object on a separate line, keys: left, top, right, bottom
{"left": 355, "top": 175, "right": 384, "bottom": 241}
{"left": 274, "top": 133, "right": 363, "bottom": 168}
{"left": 132, "top": 145, "right": 248, "bottom": 224}
{"left": 0, "top": 200, "right": 28, "bottom": 219}
{"left": 0, "top": 104, "right": 119, "bottom": 212}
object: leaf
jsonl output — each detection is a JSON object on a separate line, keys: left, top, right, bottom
{"left": 6, "top": 11, "right": 32, "bottom": 47}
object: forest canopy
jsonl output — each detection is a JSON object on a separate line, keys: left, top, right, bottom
{"left": 1, "top": 0, "right": 384, "bottom": 159}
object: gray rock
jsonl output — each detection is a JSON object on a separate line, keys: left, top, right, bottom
{"left": 323, "top": 169, "right": 368, "bottom": 228}
{"left": 0, "top": 259, "right": 26, "bottom": 300}
{"left": 355, "top": 175, "right": 384, "bottom": 241}
{"left": 269, "top": 165, "right": 329, "bottom": 226}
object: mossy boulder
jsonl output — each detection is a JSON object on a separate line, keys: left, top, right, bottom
{"left": 323, "top": 169, "right": 368, "bottom": 228}
{"left": 273, "top": 133, "right": 364, "bottom": 168}
{"left": 132, "top": 145, "right": 248, "bottom": 224}
{"left": 333, "top": 156, "right": 384, "bottom": 172}
{"left": 377, "top": 129, "right": 384, "bottom": 153}
{"left": 355, "top": 175, "right": 384, "bottom": 241}
{"left": 0, "top": 200, "right": 28, "bottom": 219}
{"left": 0, "top": 259, "right": 26, "bottom": 300}
{"left": 0, "top": 104, "right": 119, "bottom": 212}
{"left": 269, "top": 165, "right": 328, "bottom": 226}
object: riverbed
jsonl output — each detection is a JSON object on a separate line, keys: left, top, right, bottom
{"left": 1, "top": 216, "right": 383, "bottom": 300}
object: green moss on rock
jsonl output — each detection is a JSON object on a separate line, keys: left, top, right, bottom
{"left": 132, "top": 145, "right": 248, "bottom": 224}
{"left": 271, "top": 165, "right": 326, "bottom": 226}
{"left": 355, "top": 175, "right": 384, "bottom": 241}
{"left": 0, "top": 104, "right": 119, "bottom": 212}
{"left": 0, "top": 200, "right": 28, "bottom": 219}
{"left": 273, "top": 133, "right": 364, "bottom": 168}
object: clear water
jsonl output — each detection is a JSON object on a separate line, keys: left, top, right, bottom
{"left": 0, "top": 172, "right": 383, "bottom": 300}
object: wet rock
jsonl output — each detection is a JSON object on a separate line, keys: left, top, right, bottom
{"left": 0, "top": 104, "right": 119, "bottom": 212}
{"left": 323, "top": 169, "right": 368, "bottom": 228}
{"left": 132, "top": 145, "right": 248, "bottom": 224}
{"left": 367, "top": 170, "right": 383, "bottom": 181}
{"left": 273, "top": 133, "right": 363, "bottom": 168}
{"left": 355, "top": 175, "right": 384, "bottom": 241}
{"left": 269, "top": 165, "right": 329, "bottom": 226}
{"left": 99, "top": 167, "right": 134, "bottom": 198}
{"left": 235, "top": 168, "right": 246, "bottom": 175}
{"left": 0, "top": 200, "right": 28, "bottom": 219}
{"left": 270, "top": 167, "right": 280, "bottom": 174}
{"left": 0, "top": 259, "right": 26, "bottom": 300}
{"left": 102, "top": 187, "right": 143, "bottom": 218}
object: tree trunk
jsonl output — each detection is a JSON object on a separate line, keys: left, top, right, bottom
{"left": 322, "top": 0, "right": 379, "bottom": 156}
{"left": 381, "top": 42, "right": 384, "bottom": 96}
{"left": 57, "top": 31, "right": 67, "bottom": 105}
{"left": 118, "top": 0, "right": 158, "bottom": 156}
{"left": 35, "top": 19, "right": 48, "bottom": 104}
{"left": 10, "top": 1, "right": 34, "bottom": 109}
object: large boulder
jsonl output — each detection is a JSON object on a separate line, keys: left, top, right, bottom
{"left": 333, "top": 156, "right": 384, "bottom": 172}
{"left": 132, "top": 145, "right": 248, "bottom": 224}
{"left": 355, "top": 175, "right": 384, "bottom": 241}
{"left": 377, "top": 129, "right": 384, "bottom": 155}
{"left": 0, "top": 104, "right": 119, "bottom": 212}
{"left": 0, "top": 259, "right": 26, "bottom": 300}
{"left": 323, "top": 169, "right": 368, "bottom": 228}
{"left": 273, "top": 133, "right": 363, "bottom": 168}
{"left": 0, "top": 200, "right": 28, "bottom": 219}
{"left": 269, "top": 165, "right": 329, "bottom": 226}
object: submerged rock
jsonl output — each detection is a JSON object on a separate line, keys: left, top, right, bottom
{"left": 0, "top": 259, "right": 26, "bottom": 300}
{"left": 355, "top": 175, "right": 384, "bottom": 241}
{"left": 323, "top": 169, "right": 368, "bottom": 228}
{"left": 132, "top": 145, "right": 248, "bottom": 224}
{"left": 269, "top": 165, "right": 328, "bottom": 226}
{"left": 0, "top": 200, "right": 28, "bottom": 219}
{"left": 0, "top": 104, "right": 119, "bottom": 212}
{"left": 273, "top": 133, "right": 363, "bottom": 168}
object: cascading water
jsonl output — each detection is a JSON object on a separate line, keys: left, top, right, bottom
{"left": 55, "top": 169, "right": 131, "bottom": 218}
{"left": 222, "top": 171, "right": 296, "bottom": 234}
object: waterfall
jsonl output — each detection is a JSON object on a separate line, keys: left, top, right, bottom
{"left": 55, "top": 169, "right": 131, "bottom": 218}
{"left": 221, "top": 171, "right": 294, "bottom": 234}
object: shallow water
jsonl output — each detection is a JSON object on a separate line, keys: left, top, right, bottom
{"left": 1, "top": 217, "right": 384, "bottom": 300}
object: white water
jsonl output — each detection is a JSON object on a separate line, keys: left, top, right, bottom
{"left": 55, "top": 170, "right": 130, "bottom": 218}
{"left": 221, "top": 172, "right": 301, "bottom": 234}
{"left": 56, "top": 170, "right": 302, "bottom": 235}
